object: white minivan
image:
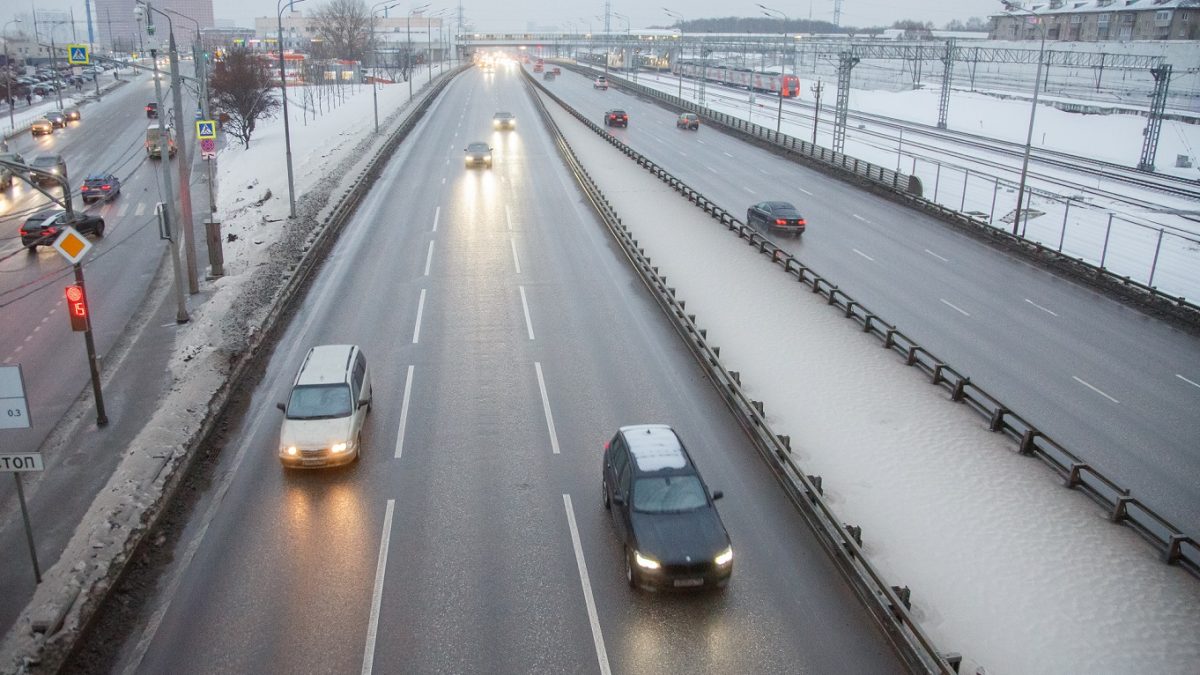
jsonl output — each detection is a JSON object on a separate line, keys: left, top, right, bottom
{"left": 276, "top": 344, "right": 372, "bottom": 468}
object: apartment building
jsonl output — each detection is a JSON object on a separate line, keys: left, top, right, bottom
{"left": 991, "top": 0, "right": 1200, "bottom": 42}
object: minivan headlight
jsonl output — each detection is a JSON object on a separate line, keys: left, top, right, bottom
{"left": 331, "top": 442, "right": 348, "bottom": 454}
{"left": 634, "top": 551, "right": 661, "bottom": 570}
{"left": 715, "top": 547, "right": 733, "bottom": 566}
{"left": 284, "top": 446, "right": 298, "bottom": 456}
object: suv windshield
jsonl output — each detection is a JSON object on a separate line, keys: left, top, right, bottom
{"left": 286, "top": 383, "right": 352, "bottom": 419}
{"left": 633, "top": 475, "right": 707, "bottom": 513}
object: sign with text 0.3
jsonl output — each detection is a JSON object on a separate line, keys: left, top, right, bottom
{"left": 0, "top": 365, "right": 31, "bottom": 430}
{"left": 67, "top": 44, "right": 90, "bottom": 65}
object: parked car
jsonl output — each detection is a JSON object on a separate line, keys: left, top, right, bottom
{"left": 602, "top": 425, "right": 733, "bottom": 591}
{"left": 81, "top": 173, "right": 121, "bottom": 204}
{"left": 0, "top": 153, "right": 27, "bottom": 188}
{"left": 746, "top": 201, "right": 807, "bottom": 237}
{"left": 30, "top": 119, "right": 54, "bottom": 137}
{"left": 145, "top": 101, "right": 158, "bottom": 118}
{"left": 463, "top": 141, "right": 493, "bottom": 168}
{"left": 20, "top": 209, "right": 105, "bottom": 251}
{"left": 676, "top": 113, "right": 700, "bottom": 130}
{"left": 44, "top": 111, "right": 67, "bottom": 128}
{"left": 29, "top": 155, "right": 67, "bottom": 187}
{"left": 276, "top": 344, "right": 372, "bottom": 468}
{"left": 492, "top": 111, "right": 516, "bottom": 130}
{"left": 64, "top": 106, "right": 81, "bottom": 122}
{"left": 594, "top": 76, "right": 608, "bottom": 90}
{"left": 604, "top": 109, "right": 628, "bottom": 128}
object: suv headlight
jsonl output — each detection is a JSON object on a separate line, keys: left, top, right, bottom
{"left": 715, "top": 547, "right": 733, "bottom": 566}
{"left": 634, "top": 551, "right": 660, "bottom": 570}
{"left": 330, "top": 442, "right": 348, "bottom": 454}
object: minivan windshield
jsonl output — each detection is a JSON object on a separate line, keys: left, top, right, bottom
{"left": 286, "top": 383, "right": 352, "bottom": 420}
{"left": 633, "top": 475, "right": 707, "bottom": 513}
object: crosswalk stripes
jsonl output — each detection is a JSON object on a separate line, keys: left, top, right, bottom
{"left": 135, "top": 202, "right": 146, "bottom": 216}
{"left": 117, "top": 202, "right": 129, "bottom": 217}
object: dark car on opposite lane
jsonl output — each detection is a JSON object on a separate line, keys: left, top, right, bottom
{"left": 676, "top": 113, "right": 700, "bottom": 130}
{"left": 746, "top": 201, "right": 807, "bottom": 237}
{"left": 604, "top": 109, "right": 628, "bottom": 128}
{"left": 29, "top": 155, "right": 67, "bottom": 187}
{"left": 20, "top": 210, "right": 106, "bottom": 251}
{"left": 602, "top": 424, "right": 732, "bottom": 591}
{"left": 145, "top": 102, "right": 158, "bottom": 118}
{"left": 81, "top": 173, "right": 122, "bottom": 204}
{"left": 44, "top": 111, "right": 67, "bottom": 128}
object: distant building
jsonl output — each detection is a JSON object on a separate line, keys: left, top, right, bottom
{"left": 990, "top": 0, "right": 1200, "bottom": 42}
{"left": 252, "top": 10, "right": 444, "bottom": 55}
{"left": 93, "top": 0, "right": 214, "bottom": 54}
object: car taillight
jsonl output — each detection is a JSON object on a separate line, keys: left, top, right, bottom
{"left": 80, "top": 186, "right": 89, "bottom": 191}
{"left": 797, "top": 219, "right": 806, "bottom": 225}
{"left": 102, "top": 185, "right": 111, "bottom": 190}
{"left": 776, "top": 218, "right": 787, "bottom": 225}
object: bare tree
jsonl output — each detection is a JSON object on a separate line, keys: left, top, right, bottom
{"left": 313, "top": 0, "right": 371, "bottom": 62}
{"left": 209, "top": 48, "right": 280, "bottom": 148}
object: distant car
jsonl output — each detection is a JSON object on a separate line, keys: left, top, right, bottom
{"left": 0, "top": 153, "right": 27, "bottom": 188}
{"left": 146, "top": 101, "right": 158, "bottom": 118}
{"left": 20, "top": 210, "right": 105, "bottom": 251}
{"left": 44, "top": 111, "right": 67, "bottom": 128}
{"left": 81, "top": 173, "right": 122, "bottom": 204}
{"left": 30, "top": 119, "right": 54, "bottom": 137}
{"left": 594, "top": 76, "right": 608, "bottom": 90}
{"left": 746, "top": 201, "right": 806, "bottom": 237}
{"left": 602, "top": 424, "right": 733, "bottom": 591}
{"left": 492, "top": 111, "right": 516, "bottom": 130}
{"left": 676, "top": 113, "right": 700, "bottom": 130}
{"left": 543, "top": 71, "right": 556, "bottom": 81}
{"left": 29, "top": 155, "right": 67, "bottom": 187}
{"left": 551, "top": 66, "right": 561, "bottom": 75}
{"left": 64, "top": 106, "right": 81, "bottom": 122}
{"left": 32, "top": 83, "right": 57, "bottom": 96}
{"left": 464, "top": 141, "right": 493, "bottom": 168}
{"left": 604, "top": 109, "right": 628, "bottom": 128}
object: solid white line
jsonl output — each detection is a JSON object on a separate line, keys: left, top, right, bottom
{"left": 511, "top": 238, "right": 522, "bottom": 274}
{"left": 520, "top": 286, "right": 535, "bottom": 340}
{"left": 722, "top": 151, "right": 734, "bottom": 158}
{"left": 1024, "top": 298, "right": 1059, "bottom": 316}
{"left": 939, "top": 298, "right": 970, "bottom": 317}
{"left": 852, "top": 248, "right": 875, "bottom": 261}
{"left": 424, "top": 240, "right": 435, "bottom": 276}
{"left": 852, "top": 214, "right": 867, "bottom": 222}
{"left": 925, "top": 249, "right": 949, "bottom": 262}
{"left": 361, "top": 499, "right": 395, "bottom": 675}
{"left": 535, "top": 362, "right": 560, "bottom": 454}
{"left": 505, "top": 204, "right": 513, "bottom": 230}
{"left": 412, "top": 289, "right": 426, "bottom": 344}
{"left": 562, "top": 494, "right": 612, "bottom": 675}
{"left": 1177, "top": 374, "right": 1200, "bottom": 389}
{"left": 1073, "top": 376, "right": 1119, "bottom": 403}
{"left": 394, "top": 365, "right": 414, "bottom": 458}
{"left": 432, "top": 206, "right": 440, "bottom": 232}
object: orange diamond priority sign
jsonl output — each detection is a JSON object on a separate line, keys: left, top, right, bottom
{"left": 52, "top": 226, "right": 93, "bottom": 265}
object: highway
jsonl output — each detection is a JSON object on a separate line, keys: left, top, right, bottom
{"left": 84, "top": 66, "right": 905, "bottom": 673}
{"left": 0, "top": 66, "right": 208, "bottom": 632}
{"left": 537, "top": 65, "right": 1200, "bottom": 531}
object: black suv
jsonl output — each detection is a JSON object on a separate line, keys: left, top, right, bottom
{"left": 604, "top": 110, "right": 628, "bottom": 128}
{"left": 602, "top": 424, "right": 732, "bottom": 591}
{"left": 20, "top": 210, "right": 106, "bottom": 251}
{"left": 29, "top": 155, "right": 67, "bottom": 188}
{"left": 81, "top": 173, "right": 122, "bottom": 204}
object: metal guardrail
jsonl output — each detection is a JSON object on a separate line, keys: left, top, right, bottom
{"left": 522, "top": 69, "right": 962, "bottom": 675}
{"left": 524, "top": 67, "right": 1200, "bottom": 581}
{"left": 567, "top": 61, "right": 1200, "bottom": 324}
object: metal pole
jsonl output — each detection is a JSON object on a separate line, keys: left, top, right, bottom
{"left": 75, "top": 263, "right": 108, "bottom": 426}
{"left": 1057, "top": 198, "right": 1068, "bottom": 251}
{"left": 990, "top": 177, "right": 999, "bottom": 223}
{"left": 1100, "top": 214, "right": 1113, "bottom": 268}
{"left": 4, "top": 20, "right": 21, "bottom": 129}
{"left": 14, "top": 474, "right": 41, "bottom": 583}
{"left": 1010, "top": 12, "right": 1046, "bottom": 236}
{"left": 277, "top": 0, "right": 297, "bottom": 218}
{"left": 961, "top": 169, "right": 970, "bottom": 212}
{"left": 1148, "top": 228, "right": 1164, "bottom": 287}
{"left": 149, "top": 39, "right": 189, "bottom": 324}
{"left": 167, "top": 27, "right": 198, "bottom": 294}
{"left": 49, "top": 26, "right": 65, "bottom": 110}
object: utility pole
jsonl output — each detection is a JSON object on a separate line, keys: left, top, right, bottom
{"left": 166, "top": 26, "right": 198, "bottom": 293}
{"left": 811, "top": 80, "right": 822, "bottom": 145}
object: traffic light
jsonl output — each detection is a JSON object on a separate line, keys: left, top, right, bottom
{"left": 65, "top": 285, "right": 90, "bottom": 332}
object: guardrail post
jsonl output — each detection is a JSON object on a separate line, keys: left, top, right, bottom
{"left": 845, "top": 525, "right": 863, "bottom": 547}
{"left": 1111, "top": 495, "right": 1134, "bottom": 523}
{"left": 951, "top": 377, "right": 969, "bottom": 402}
{"left": 890, "top": 585, "right": 912, "bottom": 611}
{"left": 729, "top": 370, "right": 740, "bottom": 385}
{"left": 807, "top": 475, "right": 823, "bottom": 495}
{"left": 988, "top": 407, "right": 1007, "bottom": 432}
{"left": 751, "top": 400, "right": 764, "bottom": 416}
{"left": 1065, "top": 462, "right": 1088, "bottom": 489}
{"left": 1019, "top": 429, "right": 1040, "bottom": 455}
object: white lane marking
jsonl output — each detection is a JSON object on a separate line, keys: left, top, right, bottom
{"left": 562, "top": 494, "right": 612, "bottom": 675}
{"left": 939, "top": 298, "right": 970, "bottom": 317}
{"left": 706, "top": 166, "right": 718, "bottom": 174}
{"left": 13, "top": 346, "right": 21, "bottom": 354}
{"left": 758, "top": 168, "right": 769, "bottom": 175}
{"left": 441, "top": 177, "right": 446, "bottom": 185}
{"left": 679, "top": 151, "right": 688, "bottom": 157}
{"left": 852, "top": 249, "right": 875, "bottom": 261}
{"left": 117, "top": 202, "right": 129, "bottom": 217}
{"left": 424, "top": 240, "right": 435, "bottom": 276}
{"left": 534, "top": 362, "right": 560, "bottom": 455}
{"left": 519, "top": 286, "right": 535, "bottom": 340}
{"left": 925, "top": 249, "right": 949, "bottom": 262}
{"left": 505, "top": 204, "right": 513, "bottom": 231}
{"left": 135, "top": 202, "right": 146, "bottom": 216}
{"left": 852, "top": 214, "right": 867, "bottom": 222}
{"left": 797, "top": 187, "right": 813, "bottom": 196}
{"left": 394, "top": 366, "right": 414, "bottom": 458}
{"left": 2, "top": 357, "right": 10, "bottom": 364}
{"left": 1177, "top": 374, "right": 1200, "bottom": 389}
{"left": 412, "top": 289, "right": 426, "bottom": 344}
{"left": 361, "top": 499, "right": 395, "bottom": 675}
{"left": 1073, "top": 376, "right": 1119, "bottom": 403}
{"left": 722, "top": 151, "right": 734, "bottom": 158}
{"left": 511, "top": 238, "right": 522, "bottom": 274}
{"left": 1024, "top": 298, "right": 1058, "bottom": 317}
{"left": 743, "top": 186, "right": 756, "bottom": 194}
{"left": 432, "top": 206, "right": 440, "bottom": 232}
{"left": 24, "top": 335, "right": 32, "bottom": 342}
{"left": 697, "top": 139, "right": 706, "bottom": 145}
{"left": 449, "top": 143, "right": 454, "bottom": 149}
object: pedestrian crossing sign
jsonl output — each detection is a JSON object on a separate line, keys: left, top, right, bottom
{"left": 196, "top": 120, "right": 216, "bottom": 139}
{"left": 67, "top": 44, "right": 90, "bottom": 65}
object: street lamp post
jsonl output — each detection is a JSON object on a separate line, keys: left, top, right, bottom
{"left": 277, "top": 0, "right": 307, "bottom": 219}
{"left": 3, "top": 19, "right": 20, "bottom": 130}
{"left": 429, "top": 9, "right": 448, "bottom": 84}
{"left": 370, "top": 1, "right": 399, "bottom": 134}
{"left": 663, "top": 8, "right": 684, "bottom": 99}
{"left": 1001, "top": 0, "right": 1048, "bottom": 237}
{"left": 759, "top": 4, "right": 790, "bottom": 134}
{"left": 407, "top": 4, "right": 431, "bottom": 100}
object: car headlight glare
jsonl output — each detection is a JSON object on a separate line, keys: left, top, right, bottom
{"left": 285, "top": 446, "right": 298, "bottom": 456}
{"left": 715, "top": 547, "right": 733, "bottom": 566}
{"left": 634, "top": 551, "right": 661, "bottom": 570}
{"left": 331, "top": 442, "right": 348, "bottom": 454}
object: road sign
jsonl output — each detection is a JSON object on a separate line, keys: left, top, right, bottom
{"left": 200, "top": 138, "right": 216, "bottom": 159}
{"left": 0, "top": 453, "right": 44, "bottom": 472}
{"left": 0, "top": 365, "right": 31, "bottom": 430}
{"left": 67, "top": 44, "right": 90, "bottom": 65}
{"left": 52, "top": 226, "right": 93, "bottom": 265}
{"left": 196, "top": 120, "right": 216, "bottom": 140}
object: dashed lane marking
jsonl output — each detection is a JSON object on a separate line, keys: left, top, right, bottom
{"left": 412, "top": 289, "right": 426, "bottom": 344}
{"left": 939, "top": 298, "right": 970, "bottom": 317}
{"left": 360, "top": 499, "right": 395, "bottom": 675}
{"left": 1073, "top": 376, "right": 1119, "bottom": 403}
{"left": 519, "top": 286, "right": 535, "bottom": 340}
{"left": 1024, "top": 299, "right": 1058, "bottom": 316}
{"left": 852, "top": 249, "right": 874, "bottom": 261}
{"left": 925, "top": 249, "right": 948, "bottom": 262}
{"left": 394, "top": 366, "right": 414, "bottom": 459}
{"left": 534, "top": 362, "right": 560, "bottom": 455}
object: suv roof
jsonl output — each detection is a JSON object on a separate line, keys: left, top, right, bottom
{"left": 620, "top": 425, "right": 690, "bottom": 472}
{"left": 31, "top": 155, "right": 63, "bottom": 165}
{"left": 493, "top": 112, "right": 514, "bottom": 118}
{"left": 294, "top": 345, "right": 356, "bottom": 386}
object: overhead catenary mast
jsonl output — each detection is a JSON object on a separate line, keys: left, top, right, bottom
{"left": 833, "top": 0, "right": 843, "bottom": 28}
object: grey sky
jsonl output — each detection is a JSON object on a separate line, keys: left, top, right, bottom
{"left": 4, "top": 1, "right": 1003, "bottom": 35}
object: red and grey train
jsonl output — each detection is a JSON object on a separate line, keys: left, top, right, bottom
{"left": 672, "top": 63, "right": 801, "bottom": 98}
